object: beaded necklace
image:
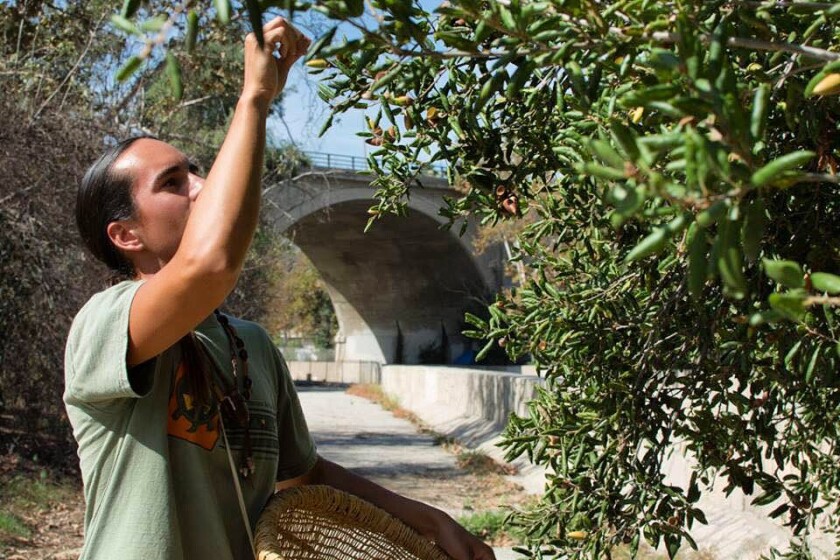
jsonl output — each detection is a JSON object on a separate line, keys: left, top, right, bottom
{"left": 211, "top": 310, "right": 255, "bottom": 479}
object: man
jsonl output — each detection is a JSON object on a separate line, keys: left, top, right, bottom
{"left": 66, "top": 16, "right": 494, "bottom": 560}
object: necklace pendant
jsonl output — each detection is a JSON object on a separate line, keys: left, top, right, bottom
{"left": 240, "top": 457, "right": 255, "bottom": 479}
{"left": 221, "top": 389, "right": 250, "bottom": 427}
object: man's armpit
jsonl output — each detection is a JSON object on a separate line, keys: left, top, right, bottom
{"left": 275, "top": 455, "right": 320, "bottom": 492}
{"left": 127, "top": 357, "right": 157, "bottom": 396}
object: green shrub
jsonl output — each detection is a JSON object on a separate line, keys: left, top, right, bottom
{"left": 301, "top": 3, "right": 840, "bottom": 557}
{"left": 458, "top": 509, "right": 519, "bottom": 542}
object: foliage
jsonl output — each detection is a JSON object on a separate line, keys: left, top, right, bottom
{"left": 1, "top": 0, "right": 123, "bottom": 117}
{"left": 0, "top": 0, "right": 129, "bottom": 460}
{"left": 297, "top": 3, "right": 840, "bottom": 557}
{"left": 0, "top": 97, "right": 110, "bottom": 441}
{"left": 263, "top": 248, "right": 339, "bottom": 348}
{"left": 225, "top": 211, "right": 296, "bottom": 326}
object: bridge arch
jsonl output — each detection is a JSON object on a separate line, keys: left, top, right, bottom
{"left": 264, "top": 169, "right": 505, "bottom": 364}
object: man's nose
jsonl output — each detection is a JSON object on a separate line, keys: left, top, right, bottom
{"left": 188, "top": 174, "right": 204, "bottom": 201}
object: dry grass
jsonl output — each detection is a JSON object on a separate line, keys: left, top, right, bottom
{"left": 433, "top": 441, "right": 519, "bottom": 477}
{"left": 345, "top": 384, "right": 422, "bottom": 424}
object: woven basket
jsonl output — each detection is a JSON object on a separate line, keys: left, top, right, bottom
{"left": 256, "top": 485, "right": 453, "bottom": 560}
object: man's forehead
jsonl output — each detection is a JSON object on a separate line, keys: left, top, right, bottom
{"left": 112, "top": 139, "right": 187, "bottom": 176}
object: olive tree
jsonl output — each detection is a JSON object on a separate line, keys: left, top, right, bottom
{"left": 116, "top": 1, "right": 840, "bottom": 557}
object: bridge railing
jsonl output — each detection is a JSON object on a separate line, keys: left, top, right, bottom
{"left": 301, "top": 150, "right": 447, "bottom": 177}
{"left": 303, "top": 151, "right": 367, "bottom": 172}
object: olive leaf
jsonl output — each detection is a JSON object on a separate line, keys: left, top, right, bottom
{"left": 763, "top": 259, "right": 805, "bottom": 289}
{"left": 811, "top": 272, "right": 840, "bottom": 294}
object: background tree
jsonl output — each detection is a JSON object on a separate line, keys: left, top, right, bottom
{"left": 1, "top": 0, "right": 132, "bottom": 468}
{"left": 0, "top": 0, "right": 333, "bottom": 466}
{"left": 266, "top": 250, "right": 339, "bottom": 348}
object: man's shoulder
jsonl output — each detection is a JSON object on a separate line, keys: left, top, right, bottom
{"left": 219, "top": 315, "right": 288, "bottom": 381}
{"left": 68, "top": 280, "right": 143, "bottom": 341}
{"left": 224, "top": 314, "right": 274, "bottom": 347}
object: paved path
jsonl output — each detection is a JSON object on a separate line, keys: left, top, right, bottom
{"left": 298, "top": 385, "right": 457, "bottom": 487}
{"left": 297, "top": 384, "right": 523, "bottom": 560}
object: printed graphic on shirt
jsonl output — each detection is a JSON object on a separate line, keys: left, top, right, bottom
{"left": 168, "top": 362, "right": 220, "bottom": 450}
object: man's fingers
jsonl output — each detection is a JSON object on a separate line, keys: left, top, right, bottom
{"left": 296, "top": 36, "right": 311, "bottom": 57}
{"left": 441, "top": 538, "right": 471, "bottom": 560}
{"left": 263, "top": 16, "right": 305, "bottom": 54}
{"left": 264, "top": 27, "right": 295, "bottom": 60}
{"left": 263, "top": 27, "right": 290, "bottom": 48}
{"left": 466, "top": 540, "right": 494, "bottom": 560}
{"left": 241, "top": 16, "right": 308, "bottom": 102}
{"left": 263, "top": 16, "right": 287, "bottom": 32}
{"left": 476, "top": 544, "right": 496, "bottom": 560}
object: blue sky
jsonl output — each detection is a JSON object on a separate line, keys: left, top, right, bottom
{"left": 265, "top": 12, "right": 374, "bottom": 159}
{"left": 270, "top": 66, "right": 370, "bottom": 158}
{"left": 266, "top": 0, "right": 441, "bottom": 160}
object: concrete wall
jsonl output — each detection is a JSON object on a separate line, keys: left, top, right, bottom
{"left": 380, "top": 365, "right": 547, "bottom": 495}
{"left": 381, "top": 365, "right": 541, "bottom": 437}
{"left": 285, "top": 361, "right": 545, "bottom": 490}
{"left": 287, "top": 360, "right": 381, "bottom": 385}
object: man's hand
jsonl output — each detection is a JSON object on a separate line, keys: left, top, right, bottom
{"left": 433, "top": 512, "right": 496, "bottom": 560}
{"left": 242, "top": 17, "right": 311, "bottom": 104}
{"left": 296, "top": 457, "right": 497, "bottom": 560}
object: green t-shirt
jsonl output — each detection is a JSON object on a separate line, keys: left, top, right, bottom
{"left": 64, "top": 280, "right": 317, "bottom": 560}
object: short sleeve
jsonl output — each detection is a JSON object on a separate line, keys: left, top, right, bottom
{"left": 64, "top": 280, "right": 155, "bottom": 403}
{"left": 273, "top": 347, "right": 317, "bottom": 481}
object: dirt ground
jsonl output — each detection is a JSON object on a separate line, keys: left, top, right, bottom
{"left": 1, "top": 493, "right": 85, "bottom": 559}
{"left": 1, "top": 451, "right": 85, "bottom": 560}
{"left": 364, "top": 466, "right": 527, "bottom": 517}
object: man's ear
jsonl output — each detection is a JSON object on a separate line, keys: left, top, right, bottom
{"left": 106, "top": 220, "right": 144, "bottom": 255}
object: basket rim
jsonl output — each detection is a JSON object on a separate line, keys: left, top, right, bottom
{"left": 255, "top": 484, "right": 452, "bottom": 560}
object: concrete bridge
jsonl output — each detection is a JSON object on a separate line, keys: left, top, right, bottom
{"left": 263, "top": 151, "right": 508, "bottom": 364}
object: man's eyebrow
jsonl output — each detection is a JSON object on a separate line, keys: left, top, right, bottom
{"left": 151, "top": 158, "right": 191, "bottom": 186}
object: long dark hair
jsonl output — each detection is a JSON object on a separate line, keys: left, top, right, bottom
{"left": 77, "top": 136, "right": 213, "bottom": 407}
{"left": 77, "top": 137, "right": 141, "bottom": 284}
